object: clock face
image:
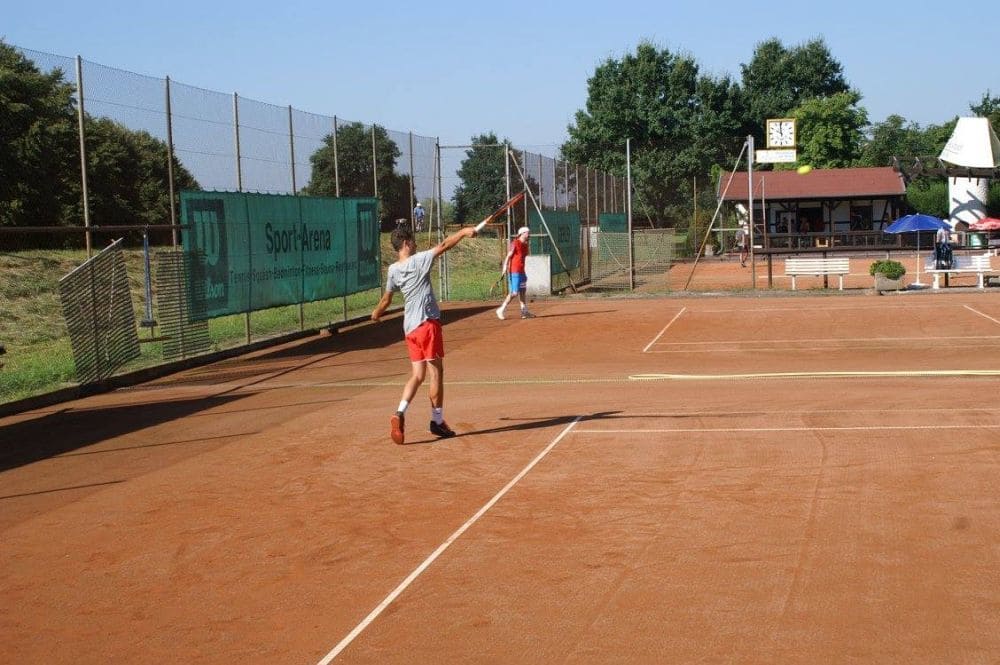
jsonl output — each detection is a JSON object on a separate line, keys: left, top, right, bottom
{"left": 767, "top": 119, "right": 796, "bottom": 148}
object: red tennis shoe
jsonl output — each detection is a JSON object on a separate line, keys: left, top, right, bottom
{"left": 390, "top": 413, "right": 405, "bottom": 445}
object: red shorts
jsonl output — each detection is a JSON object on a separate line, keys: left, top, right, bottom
{"left": 405, "top": 318, "right": 444, "bottom": 362}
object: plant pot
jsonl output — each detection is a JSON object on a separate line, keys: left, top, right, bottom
{"left": 874, "top": 274, "right": 903, "bottom": 292}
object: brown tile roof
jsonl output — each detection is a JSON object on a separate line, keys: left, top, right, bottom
{"left": 718, "top": 167, "right": 906, "bottom": 201}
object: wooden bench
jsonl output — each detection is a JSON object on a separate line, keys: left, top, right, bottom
{"left": 925, "top": 253, "right": 995, "bottom": 289}
{"left": 785, "top": 257, "right": 850, "bottom": 290}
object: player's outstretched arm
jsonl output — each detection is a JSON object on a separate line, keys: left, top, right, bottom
{"left": 432, "top": 226, "right": 477, "bottom": 257}
{"left": 371, "top": 290, "right": 393, "bottom": 322}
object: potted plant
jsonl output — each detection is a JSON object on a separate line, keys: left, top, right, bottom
{"left": 870, "top": 259, "right": 906, "bottom": 291}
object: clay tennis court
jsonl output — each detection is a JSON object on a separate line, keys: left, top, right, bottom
{"left": 3, "top": 291, "right": 1000, "bottom": 663}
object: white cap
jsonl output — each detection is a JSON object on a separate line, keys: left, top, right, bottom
{"left": 415, "top": 202, "right": 422, "bottom": 207}
{"left": 517, "top": 226, "right": 530, "bottom": 237}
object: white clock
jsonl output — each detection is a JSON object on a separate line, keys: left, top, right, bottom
{"left": 766, "top": 119, "right": 796, "bottom": 148}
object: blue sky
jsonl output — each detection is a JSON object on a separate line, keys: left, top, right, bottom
{"left": 5, "top": 0, "right": 999, "bottom": 156}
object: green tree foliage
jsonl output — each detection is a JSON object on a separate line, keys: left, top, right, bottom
{"left": 858, "top": 115, "right": 936, "bottom": 166}
{"left": 1, "top": 41, "right": 199, "bottom": 246}
{"left": 785, "top": 91, "right": 868, "bottom": 168}
{"left": 452, "top": 133, "right": 509, "bottom": 223}
{"left": 74, "top": 118, "right": 197, "bottom": 239}
{"left": 905, "top": 179, "right": 949, "bottom": 217}
{"left": 0, "top": 41, "right": 78, "bottom": 228}
{"left": 303, "top": 121, "right": 410, "bottom": 228}
{"left": 969, "top": 90, "right": 1000, "bottom": 130}
{"left": 561, "top": 42, "right": 744, "bottom": 224}
{"left": 740, "top": 37, "right": 851, "bottom": 132}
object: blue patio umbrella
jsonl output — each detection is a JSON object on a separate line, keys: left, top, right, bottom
{"left": 884, "top": 214, "right": 951, "bottom": 286}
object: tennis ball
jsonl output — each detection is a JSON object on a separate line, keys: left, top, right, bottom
{"left": 797, "top": 165, "right": 813, "bottom": 175}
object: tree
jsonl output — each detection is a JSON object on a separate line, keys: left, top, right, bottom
{"left": 905, "top": 179, "right": 949, "bottom": 218}
{"left": 303, "top": 121, "right": 411, "bottom": 228}
{"left": 857, "top": 115, "right": 957, "bottom": 166}
{"left": 561, "top": 42, "right": 744, "bottom": 224}
{"left": 452, "top": 133, "right": 509, "bottom": 223}
{"left": 740, "top": 37, "right": 852, "bottom": 134}
{"left": 0, "top": 41, "right": 78, "bottom": 228}
{"left": 1, "top": 42, "right": 200, "bottom": 246}
{"left": 67, "top": 118, "right": 197, "bottom": 241}
{"left": 969, "top": 90, "right": 1000, "bottom": 130}
{"left": 784, "top": 91, "right": 868, "bottom": 168}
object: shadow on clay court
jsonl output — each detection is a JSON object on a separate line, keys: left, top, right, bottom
{"left": 398, "top": 410, "right": 746, "bottom": 445}
{"left": 0, "top": 393, "right": 247, "bottom": 473}
{"left": 399, "top": 411, "right": 626, "bottom": 445}
{"left": 520, "top": 309, "right": 617, "bottom": 319}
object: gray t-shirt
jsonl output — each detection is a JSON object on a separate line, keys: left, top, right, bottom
{"left": 385, "top": 249, "right": 440, "bottom": 335}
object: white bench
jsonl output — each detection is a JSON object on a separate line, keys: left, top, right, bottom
{"left": 924, "top": 253, "right": 995, "bottom": 289}
{"left": 785, "top": 257, "right": 850, "bottom": 290}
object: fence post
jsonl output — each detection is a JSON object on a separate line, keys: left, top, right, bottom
{"left": 289, "top": 105, "right": 304, "bottom": 330}
{"left": 75, "top": 56, "right": 92, "bottom": 257}
{"left": 408, "top": 132, "right": 415, "bottom": 224}
{"left": 371, "top": 125, "right": 378, "bottom": 199}
{"left": 332, "top": 116, "right": 341, "bottom": 196}
{"left": 233, "top": 92, "right": 250, "bottom": 343}
{"left": 165, "top": 76, "right": 178, "bottom": 247}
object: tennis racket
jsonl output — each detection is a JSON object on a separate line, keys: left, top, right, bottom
{"left": 488, "top": 274, "right": 505, "bottom": 297}
{"left": 473, "top": 191, "right": 526, "bottom": 233}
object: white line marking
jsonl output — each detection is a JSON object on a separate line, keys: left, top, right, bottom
{"left": 315, "top": 416, "right": 583, "bottom": 664}
{"left": 965, "top": 304, "right": 1000, "bottom": 326}
{"left": 643, "top": 307, "right": 687, "bottom": 353}
{"left": 693, "top": 303, "right": 969, "bottom": 313}
{"left": 648, "top": 335, "right": 1000, "bottom": 347}
{"left": 574, "top": 424, "right": 1000, "bottom": 433}
{"left": 630, "top": 369, "right": 1000, "bottom": 380}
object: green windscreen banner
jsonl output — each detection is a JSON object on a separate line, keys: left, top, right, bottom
{"left": 528, "top": 210, "right": 581, "bottom": 275}
{"left": 598, "top": 212, "right": 627, "bottom": 232}
{"left": 180, "top": 191, "right": 380, "bottom": 320}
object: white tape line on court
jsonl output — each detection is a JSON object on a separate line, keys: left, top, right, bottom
{"left": 643, "top": 307, "right": 686, "bottom": 353}
{"left": 574, "top": 424, "right": 1000, "bottom": 433}
{"left": 630, "top": 369, "right": 1000, "bottom": 380}
{"left": 315, "top": 416, "right": 584, "bottom": 664}
{"left": 965, "top": 305, "right": 1000, "bottom": 326}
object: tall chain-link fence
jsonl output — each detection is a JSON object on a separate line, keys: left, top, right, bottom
{"left": 0, "top": 43, "right": 648, "bottom": 405}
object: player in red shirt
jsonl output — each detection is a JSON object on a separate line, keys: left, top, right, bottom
{"left": 496, "top": 226, "right": 535, "bottom": 320}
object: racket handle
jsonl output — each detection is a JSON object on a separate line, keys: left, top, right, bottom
{"left": 474, "top": 219, "right": 489, "bottom": 233}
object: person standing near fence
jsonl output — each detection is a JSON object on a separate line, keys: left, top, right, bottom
{"left": 371, "top": 224, "right": 479, "bottom": 444}
{"left": 735, "top": 221, "right": 749, "bottom": 267}
{"left": 496, "top": 226, "right": 535, "bottom": 320}
{"left": 413, "top": 202, "right": 425, "bottom": 232}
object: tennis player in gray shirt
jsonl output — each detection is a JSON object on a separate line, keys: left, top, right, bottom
{"left": 372, "top": 223, "right": 479, "bottom": 444}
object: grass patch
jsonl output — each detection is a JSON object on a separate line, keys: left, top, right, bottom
{"left": 0, "top": 231, "right": 503, "bottom": 404}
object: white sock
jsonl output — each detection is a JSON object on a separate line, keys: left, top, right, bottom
{"left": 397, "top": 400, "right": 409, "bottom": 414}
{"left": 520, "top": 303, "right": 528, "bottom": 312}
{"left": 432, "top": 407, "right": 443, "bottom": 425}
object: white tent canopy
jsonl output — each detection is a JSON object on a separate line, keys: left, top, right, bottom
{"left": 939, "top": 117, "right": 1000, "bottom": 168}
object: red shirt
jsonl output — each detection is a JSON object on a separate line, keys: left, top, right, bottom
{"left": 509, "top": 238, "right": 529, "bottom": 274}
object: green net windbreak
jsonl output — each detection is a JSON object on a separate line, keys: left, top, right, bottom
{"left": 180, "top": 191, "right": 380, "bottom": 320}
{"left": 598, "top": 212, "right": 627, "bottom": 232}
{"left": 528, "top": 210, "right": 581, "bottom": 276}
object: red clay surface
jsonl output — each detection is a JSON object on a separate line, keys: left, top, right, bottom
{"left": 2, "top": 289, "right": 1000, "bottom": 664}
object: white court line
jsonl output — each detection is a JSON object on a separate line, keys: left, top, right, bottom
{"left": 575, "top": 424, "right": 999, "bottom": 433}
{"left": 315, "top": 416, "right": 583, "bottom": 664}
{"left": 648, "top": 334, "right": 1000, "bottom": 347}
{"left": 629, "top": 369, "right": 1000, "bottom": 380}
{"left": 965, "top": 304, "right": 1000, "bottom": 326}
{"left": 693, "top": 303, "right": 969, "bottom": 313}
{"left": 643, "top": 307, "right": 687, "bottom": 353}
